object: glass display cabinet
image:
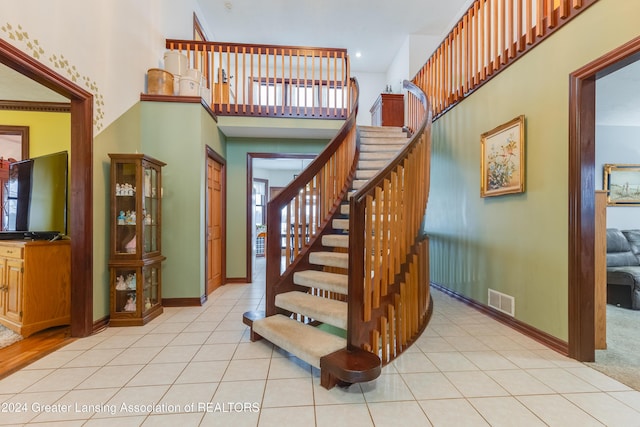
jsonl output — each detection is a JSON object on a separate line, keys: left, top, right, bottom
{"left": 108, "top": 153, "right": 166, "bottom": 326}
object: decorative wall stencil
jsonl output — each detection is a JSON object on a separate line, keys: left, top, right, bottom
{"left": 1, "top": 23, "right": 105, "bottom": 131}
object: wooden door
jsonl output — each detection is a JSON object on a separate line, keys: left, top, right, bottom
{"left": 207, "top": 156, "right": 223, "bottom": 294}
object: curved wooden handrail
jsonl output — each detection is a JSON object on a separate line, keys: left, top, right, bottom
{"left": 347, "top": 80, "right": 433, "bottom": 362}
{"left": 264, "top": 77, "right": 360, "bottom": 316}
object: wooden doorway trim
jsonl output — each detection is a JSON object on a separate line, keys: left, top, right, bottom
{"left": 246, "top": 153, "right": 315, "bottom": 282}
{"left": 206, "top": 146, "right": 226, "bottom": 296}
{"left": 0, "top": 39, "right": 94, "bottom": 337}
{"left": 568, "top": 35, "right": 640, "bottom": 361}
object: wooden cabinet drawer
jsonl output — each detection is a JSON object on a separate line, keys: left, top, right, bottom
{"left": 0, "top": 246, "right": 23, "bottom": 259}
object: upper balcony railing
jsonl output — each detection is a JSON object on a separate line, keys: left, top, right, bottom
{"left": 413, "top": 0, "right": 597, "bottom": 118}
{"left": 165, "top": 40, "right": 351, "bottom": 119}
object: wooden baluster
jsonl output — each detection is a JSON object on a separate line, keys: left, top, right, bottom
{"left": 547, "top": 0, "right": 557, "bottom": 28}
{"left": 372, "top": 329, "right": 380, "bottom": 363}
{"left": 373, "top": 186, "right": 382, "bottom": 309}
{"left": 381, "top": 179, "right": 390, "bottom": 296}
{"left": 500, "top": 0, "right": 507, "bottom": 65}
{"left": 280, "top": 49, "right": 285, "bottom": 117}
{"left": 301, "top": 185, "right": 307, "bottom": 247}
{"left": 394, "top": 294, "right": 402, "bottom": 353}
{"left": 285, "top": 202, "right": 292, "bottom": 267}
{"left": 486, "top": 0, "right": 494, "bottom": 74}
{"left": 381, "top": 316, "right": 388, "bottom": 363}
{"left": 537, "top": 0, "right": 545, "bottom": 37}
{"left": 560, "top": 0, "right": 569, "bottom": 17}
{"left": 457, "top": 23, "right": 463, "bottom": 99}
{"left": 507, "top": 0, "right": 514, "bottom": 58}
{"left": 293, "top": 191, "right": 300, "bottom": 258}
{"left": 471, "top": 3, "right": 478, "bottom": 86}
{"left": 249, "top": 47, "right": 254, "bottom": 114}
{"left": 364, "top": 195, "right": 373, "bottom": 322}
{"left": 526, "top": 0, "right": 534, "bottom": 44}
{"left": 273, "top": 47, "right": 279, "bottom": 115}
{"left": 265, "top": 48, "right": 270, "bottom": 112}
{"left": 464, "top": 9, "right": 473, "bottom": 95}
{"left": 296, "top": 50, "right": 301, "bottom": 117}
{"left": 233, "top": 46, "right": 238, "bottom": 113}
{"left": 573, "top": 0, "right": 582, "bottom": 9}
{"left": 241, "top": 46, "right": 246, "bottom": 113}
{"left": 388, "top": 304, "right": 396, "bottom": 358}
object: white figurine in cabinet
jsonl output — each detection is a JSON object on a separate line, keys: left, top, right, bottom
{"left": 115, "top": 275, "right": 127, "bottom": 290}
{"left": 124, "top": 294, "right": 136, "bottom": 311}
{"left": 126, "top": 273, "right": 136, "bottom": 290}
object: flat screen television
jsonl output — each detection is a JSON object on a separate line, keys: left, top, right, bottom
{"left": 2, "top": 151, "right": 68, "bottom": 239}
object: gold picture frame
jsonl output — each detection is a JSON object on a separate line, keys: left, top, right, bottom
{"left": 480, "top": 115, "right": 525, "bottom": 197}
{"left": 604, "top": 164, "right": 640, "bottom": 206}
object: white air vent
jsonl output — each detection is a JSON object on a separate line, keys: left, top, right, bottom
{"left": 488, "top": 289, "right": 515, "bottom": 316}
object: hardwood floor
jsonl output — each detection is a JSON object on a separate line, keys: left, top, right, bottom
{"left": 0, "top": 326, "right": 73, "bottom": 380}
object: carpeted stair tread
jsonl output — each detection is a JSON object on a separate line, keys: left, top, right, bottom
{"left": 360, "top": 151, "right": 398, "bottom": 161}
{"left": 252, "top": 314, "right": 346, "bottom": 368}
{"left": 361, "top": 143, "right": 406, "bottom": 152}
{"left": 359, "top": 126, "right": 404, "bottom": 137}
{"left": 356, "top": 169, "right": 378, "bottom": 180}
{"left": 322, "top": 234, "right": 348, "bottom": 248}
{"left": 358, "top": 160, "right": 389, "bottom": 170}
{"left": 293, "top": 270, "right": 349, "bottom": 295}
{"left": 352, "top": 179, "right": 368, "bottom": 190}
{"left": 332, "top": 218, "right": 349, "bottom": 230}
{"left": 309, "top": 251, "right": 349, "bottom": 269}
{"left": 276, "top": 291, "right": 347, "bottom": 329}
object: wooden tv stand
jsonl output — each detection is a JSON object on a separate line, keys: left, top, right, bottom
{"left": 0, "top": 239, "right": 71, "bottom": 337}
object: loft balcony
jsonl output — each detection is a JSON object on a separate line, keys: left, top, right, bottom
{"left": 141, "top": 39, "right": 352, "bottom": 126}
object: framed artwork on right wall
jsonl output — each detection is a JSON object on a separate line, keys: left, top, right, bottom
{"left": 604, "top": 164, "right": 640, "bottom": 206}
{"left": 480, "top": 115, "right": 525, "bottom": 198}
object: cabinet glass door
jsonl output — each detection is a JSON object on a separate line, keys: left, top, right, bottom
{"left": 142, "top": 264, "right": 159, "bottom": 313}
{"left": 142, "top": 165, "right": 159, "bottom": 255}
{"left": 113, "top": 267, "right": 138, "bottom": 314}
{"left": 114, "top": 162, "right": 138, "bottom": 255}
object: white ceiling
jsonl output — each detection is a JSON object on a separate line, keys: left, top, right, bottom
{"left": 197, "top": 0, "right": 471, "bottom": 73}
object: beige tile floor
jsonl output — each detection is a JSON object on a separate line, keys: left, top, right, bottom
{"left": 1, "top": 261, "right": 639, "bottom": 426}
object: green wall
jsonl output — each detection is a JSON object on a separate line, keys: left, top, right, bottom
{"left": 226, "top": 137, "right": 328, "bottom": 279}
{"left": 140, "top": 102, "right": 225, "bottom": 300}
{"left": 425, "top": 0, "right": 640, "bottom": 340}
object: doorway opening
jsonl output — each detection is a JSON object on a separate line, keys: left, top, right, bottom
{"left": 0, "top": 39, "right": 93, "bottom": 337}
{"left": 569, "top": 36, "right": 640, "bottom": 361}
{"left": 246, "top": 153, "right": 314, "bottom": 282}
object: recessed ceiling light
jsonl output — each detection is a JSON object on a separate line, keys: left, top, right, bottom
{"left": 355, "top": 51, "right": 362, "bottom": 58}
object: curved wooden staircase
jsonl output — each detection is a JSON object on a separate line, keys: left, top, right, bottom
{"left": 244, "top": 79, "right": 433, "bottom": 389}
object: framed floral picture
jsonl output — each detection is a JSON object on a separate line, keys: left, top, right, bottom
{"left": 604, "top": 164, "right": 640, "bottom": 206}
{"left": 480, "top": 115, "right": 525, "bottom": 197}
